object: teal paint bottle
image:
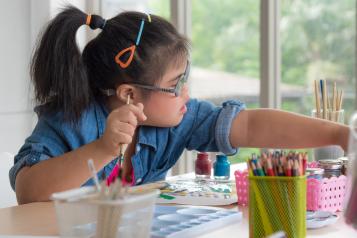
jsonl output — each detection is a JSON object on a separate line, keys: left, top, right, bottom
{"left": 213, "top": 154, "right": 230, "bottom": 180}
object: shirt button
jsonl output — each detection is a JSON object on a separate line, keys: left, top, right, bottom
{"left": 136, "top": 145, "right": 141, "bottom": 152}
{"left": 136, "top": 178, "right": 142, "bottom": 183}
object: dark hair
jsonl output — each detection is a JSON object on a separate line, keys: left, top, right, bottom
{"left": 31, "top": 5, "right": 190, "bottom": 123}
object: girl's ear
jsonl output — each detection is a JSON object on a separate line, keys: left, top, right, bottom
{"left": 116, "top": 84, "right": 137, "bottom": 103}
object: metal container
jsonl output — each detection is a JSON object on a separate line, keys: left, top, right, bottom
{"left": 318, "top": 159, "right": 342, "bottom": 178}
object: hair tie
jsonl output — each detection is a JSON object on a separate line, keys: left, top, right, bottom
{"left": 86, "top": 14, "right": 92, "bottom": 26}
{"left": 86, "top": 14, "right": 106, "bottom": 30}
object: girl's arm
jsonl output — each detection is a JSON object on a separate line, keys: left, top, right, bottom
{"left": 15, "top": 103, "right": 146, "bottom": 204}
{"left": 15, "top": 139, "right": 113, "bottom": 204}
{"left": 230, "top": 109, "right": 349, "bottom": 151}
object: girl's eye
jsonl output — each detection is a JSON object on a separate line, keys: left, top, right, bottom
{"left": 170, "top": 82, "right": 178, "bottom": 87}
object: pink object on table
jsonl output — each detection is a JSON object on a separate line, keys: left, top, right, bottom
{"left": 307, "top": 175, "right": 347, "bottom": 212}
{"left": 306, "top": 161, "right": 347, "bottom": 212}
{"left": 234, "top": 170, "right": 249, "bottom": 206}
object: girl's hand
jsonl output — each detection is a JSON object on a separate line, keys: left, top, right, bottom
{"left": 99, "top": 103, "right": 147, "bottom": 157}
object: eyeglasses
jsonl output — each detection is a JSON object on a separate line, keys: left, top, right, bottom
{"left": 101, "top": 61, "right": 190, "bottom": 97}
{"left": 130, "top": 61, "right": 190, "bottom": 97}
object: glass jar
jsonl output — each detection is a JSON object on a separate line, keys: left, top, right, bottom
{"left": 338, "top": 157, "right": 349, "bottom": 175}
{"left": 195, "top": 152, "right": 212, "bottom": 179}
{"left": 306, "top": 167, "right": 324, "bottom": 180}
{"left": 318, "top": 159, "right": 342, "bottom": 178}
{"left": 312, "top": 109, "right": 345, "bottom": 161}
{"left": 213, "top": 154, "right": 230, "bottom": 180}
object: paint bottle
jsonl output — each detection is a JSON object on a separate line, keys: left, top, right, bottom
{"left": 214, "top": 154, "right": 230, "bottom": 180}
{"left": 195, "top": 152, "right": 211, "bottom": 179}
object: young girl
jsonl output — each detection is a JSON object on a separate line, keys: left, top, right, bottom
{"left": 10, "top": 6, "right": 349, "bottom": 204}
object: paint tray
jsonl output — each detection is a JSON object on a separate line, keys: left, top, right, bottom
{"left": 151, "top": 205, "right": 242, "bottom": 238}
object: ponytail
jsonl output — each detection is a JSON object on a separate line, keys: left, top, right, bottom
{"left": 31, "top": 6, "right": 104, "bottom": 123}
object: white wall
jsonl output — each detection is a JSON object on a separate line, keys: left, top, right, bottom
{"left": 0, "top": 0, "right": 52, "bottom": 154}
{"left": 0, "top": 0, "right": 88, "bottom": 155}
{"left": 0, "top": 0, "right": 90, "bottom": 207}
{"left": 0, "top": 0, "right": 51, "bottom": 207}
{"left": 0, "top": 0, "right": 33, "bottom": 155}
{"left": 0, "top": 0, "right": 33, "bottom": 207}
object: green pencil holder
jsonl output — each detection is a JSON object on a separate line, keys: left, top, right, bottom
{"left": 248, "top": 176, "right": 306, "bottom": 238}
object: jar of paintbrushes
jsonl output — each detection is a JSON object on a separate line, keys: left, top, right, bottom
{"left": 51, "top": 159, "right": 159, "bottom": 238}
{"left": 312, "top": 79, "right": 345, "bottom": 161}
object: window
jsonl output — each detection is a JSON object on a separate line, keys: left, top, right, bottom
{"left": 281, "top": 0, "right": 355, "bottom": 122}
{"left": 101, "top": 0, "right": 169, "bottom": 19}
{"left": 191, "top": 0, "right": 260, "bottom": 163}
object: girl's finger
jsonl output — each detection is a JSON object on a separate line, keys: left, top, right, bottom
{"left": 116, "top": 122, "right": 136, "bottom": 137}
{"left": 127, "top": 104, "right": 147, "bottom": 121}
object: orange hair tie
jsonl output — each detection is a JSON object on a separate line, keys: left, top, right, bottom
{"left": 86, "top": 14, "right": 92, "bottom": 26}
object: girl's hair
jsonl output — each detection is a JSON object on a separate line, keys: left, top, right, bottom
{"left": 31, "top": 5, "right": 190, "bottom": 123}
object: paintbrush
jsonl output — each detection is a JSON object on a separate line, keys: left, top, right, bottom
{"left": 106, "top": 94, "right": 131, "bottom": 186}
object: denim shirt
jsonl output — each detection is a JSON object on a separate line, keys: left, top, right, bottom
{"left": 9, "top": 99, "right": 245, "bottom": 190}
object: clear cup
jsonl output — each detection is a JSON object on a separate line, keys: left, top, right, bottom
{"left": 311, "top": 109, "right": 344, "bottom": 123}
{"left": 311, "top": 109, "right": 345, "bottom": 161}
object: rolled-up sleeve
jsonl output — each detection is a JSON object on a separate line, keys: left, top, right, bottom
{"left": 9, "top": 102, "right": 106, "bottom": 190}
{"left": 9, "top": 115, "right": 68, "bottom": 190}
{"left": 9, "top": 144, "right": 52, "bottom": 190}
{"left": 9, "top": 109, "right": 77, "bottom": 190}
{"left": 215, "top": 100, "right": 246, "bottom": 155}
{"left": 184, "top": 99, "right": 245, "bottom": 155}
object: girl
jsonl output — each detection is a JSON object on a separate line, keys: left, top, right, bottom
{"left": 10, "top": 6, "right": 349, "bottom": 204}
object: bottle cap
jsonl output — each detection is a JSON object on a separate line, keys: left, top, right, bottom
{"left": 197, "top": 152, "right": 209, "bottom": 160}
{"left": 216, "top": 154, "right": 228, "bottom": 161}
{"left": 318, "top": 159, "right": 342, "bottom": 169}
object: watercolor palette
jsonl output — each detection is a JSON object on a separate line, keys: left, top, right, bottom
{"left": 151, "top": 205, "right": 242, "bottom": 238}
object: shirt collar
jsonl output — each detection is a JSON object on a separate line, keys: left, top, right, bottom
{"left": 137, "top": 126, "right": 158, "bottom": 151}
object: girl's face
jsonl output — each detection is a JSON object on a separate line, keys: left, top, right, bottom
{"left": 140, "top": 61, "right": 190, "bottom": 127}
